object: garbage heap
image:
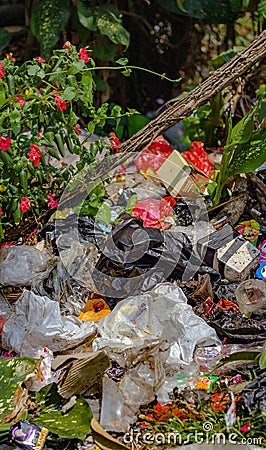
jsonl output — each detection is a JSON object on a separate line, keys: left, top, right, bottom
{"left": 0, "top": 136, "right": 265, "bottom": 450}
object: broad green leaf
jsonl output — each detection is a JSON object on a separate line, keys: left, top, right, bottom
{"left": 156, "top": 0, "right": 248, "bottom": 23}
{"left": 97, "top": 14, "right": 130, "bottom": 49}
{"left": 227, "top": 129, "right": 266, "bottom": 177}
{"left": 31, "top": 0, "right": 70, "bottom": 59}
{"left": 127, "top": 114, "right": 150, "bottom": 137}
{"left": 95, "top": 203, "right": 111, "bottom": 225}
{"left": 209, "top": 350, "right": 261, "bottom": 373}
{"left": 10, "top": 108, "right": 21, "bottom": 123}
{"left": 0, "top": 357, "right": 37, "bottom": 426}
{"left": 230, "top": 108, "right": 256, "bottom": 144}
{"left": 211, "top": 47, "right": 244, "bottom": 69}
{"left": 0, "top": 28, "right": 12, "bottom": 52}
{"left": 77, "top": 1, "right": 98, "bottom": 30}
{"left": 36, "top": 397, "right": 92, "bottom": 439}
{"left": 121, "top": 68, "right": 132, "bottom": 77}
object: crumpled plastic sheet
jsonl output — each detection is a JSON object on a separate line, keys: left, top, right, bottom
{"left": 101, "top": 357, "right": 164, "bottom": 432}
{"left": 2, "top": 290, "right": 96, "bottom": 357}
{"left": 0, "top": 244, "right": 56, "bottom": 287}
{"left": 93, "top": 282, "right": 219, "bottom": 368}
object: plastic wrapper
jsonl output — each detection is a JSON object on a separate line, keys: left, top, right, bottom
{"left": 10, "top": 421, "right": 48, "bottom": 450}
{"left": 2, "top": 290, "right": 96, "bottom": 357}
{"left": 93, "top": 282, "right": 219, "bottom": 368}
{"left": 93, "top": 215, "right": 220, "bottom": 303}
{"left": 0, "top": 245, "right": 55, "bottom": 287}
{"left": 132, "top": 198, "right": 174, "bottom": 230}
{"left": 235, "top": 279, "right": 266, "bottom": 317}
{"left": 235, "top": 219, "right": 261, "bottom": 246}
{"left": 134, "top": 135, "right": 173, "bottom": 173}
{"left": 182, "top": 141, "right": 214, "bottom": 176}
{"left": 242, "top": 370, "right": 266, "bottom": 414}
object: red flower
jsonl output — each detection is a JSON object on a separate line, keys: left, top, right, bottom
{"left": 0, "top": 62, "right": 6, "bottom": 79}
{"left": 47, "top": 194, "right": 58, "bottom": 209}
{"left": 240, "top": 423, "right": 251, "bottom": 432}
{"left": 20, "top": 197, "right": 30, "bottom": 213}
{"left": 35, "top": 56, "right": 45, "bottom": 63}
{"left": 27, "top": 144, "right": 42, "bottom": 167}
{"left": 36, "top": 88, "right": 41, "bottom": 95}
{"left": 0, "top": 207, "right": 2, "bottom": 217}
{"left": 5, "top": 53, "right": 15, "bottom": 61}
{"left": 15, "top": 96, "right": 25, "bottom": 107}
{"left": 55, "top": 81, "right": 59, "bottom": 88}
{"left": 78, "top": 48, "right": 89, "bottom": 63}
{"left": 54, "top": 95, "right": 67, "bottom": 112}
{"left": 109, "top": 132, "right": 121, "bottom": 153}
{"left": 61, "top": 161, "right": 67, "bottom": 166}
{"left": 0, "top": 136, "right": 11, "bottom": 151}
{"left": 75, "top": 124, "right": 82, "bottom": 135}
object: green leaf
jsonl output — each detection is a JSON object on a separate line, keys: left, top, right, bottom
{"left": 126, "top": 194, "right": 138, "bottom": 213}
{"left": 230, "top": 108, "right": 256, "bottom": 144}
{"left": 0, "top": 28, "right": 12, "bottom": 52}
{"left": 227, "top": 129, "right": 266, "bottom": 177}
{"left": 61, "top": 86, "right": 76, "bottom": 101}
{"left": 0, "top": 357, "right": 37, "bottom": 426}
{"left": 10, "top": 108, "right": 21, "bottom": 123}
{"left": 97, "top": 14, "right": 130, "bottom": 49}
{"left": 31, "top": 0, "right": 70, "bottom": 59}
{"left": 28, "top": 65, "right": 39, "bottom": 76}
{"left": 95, "top": 203, "right": 111, "bottom": 225}
{"left": 121, "top": 68, "right": 132, "bottom": 77}
{"left": 116, "top": 58, "right": 129, "bottom": 66}
{"left": 77, "top": 1, "right": 98, "bottom": 30}
{"left": 68, "top": 60, "right": 85, "bottom": 75}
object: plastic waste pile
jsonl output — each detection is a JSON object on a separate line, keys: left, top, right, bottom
{"left": 0, "top": 136, "right": 265, "bottom": 450}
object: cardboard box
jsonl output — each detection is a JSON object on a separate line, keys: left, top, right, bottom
{"left": 156, "top": 150, "right": 209, "bottom": 198}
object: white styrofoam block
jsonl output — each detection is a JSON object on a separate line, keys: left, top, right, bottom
{"left": 217, "top": 237, "right": 260, "bottom": 281}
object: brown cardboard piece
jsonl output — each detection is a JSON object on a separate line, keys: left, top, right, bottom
{"left": 156, "top": 150, "right": 209, "bottom": 198}
{"left": 51, "top": 350, "right": 110, "bottom": 399}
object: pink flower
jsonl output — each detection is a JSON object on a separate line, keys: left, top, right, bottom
{"left": 0, "top": 62, "right": 6, "bottom": 79}
{"left": 47, "top": 194, "right": 58, "bottom": 209}
{"left": 0, "top": 207, "right": 2, "bottom": 217}
{"left": 20, "top": 197, "right": 30, "bottom": 213}
{"left": 35, "top": 56, "right": 45, "bottom": 63}
{"left": 36, "top": 88, "right": 41, "bottom": 95}
{"left": 55, "top": 81, "right": 59, "bottom": 88}
{"left": 78, "top": 48, "right": 89, "bottom": 63}
{"left": 15, "top": 96, "right": 25, "bottom": 107}
{"left": 54, "top": 95, "right": 67, "bottom": 112}
{"left": 0, "top": 136, "right": 11, "bottom": 151}
{"left": 5, "top": 53, "right": 15, "bottom": 61}
{"left": 240, "top": 423, "right": 251, "bottom": 432}
{"left": 27, "top": 144, "right": 42, "bottom": 167}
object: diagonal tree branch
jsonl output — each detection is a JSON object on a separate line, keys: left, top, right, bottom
{"left": 119, "top": 29, "right": 266, "bottom": 153}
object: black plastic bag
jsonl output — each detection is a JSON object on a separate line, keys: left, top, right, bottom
{"left": 93, "top": 214, "right": 219, "bottom": 306}
{"left": 210, "top": 310, "right": 266, "bottom": 343}
{"left": 242, "top": 370, "right": 266, "bottom": 415}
